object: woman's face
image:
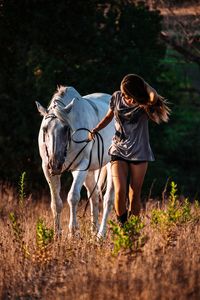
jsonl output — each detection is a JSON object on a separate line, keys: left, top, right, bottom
{"left": 121, "top": 86, "right": 137, "bottom": 105}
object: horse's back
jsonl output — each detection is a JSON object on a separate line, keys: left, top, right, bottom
{"left": 83, "top": 93, "right": 111, "bottom": 103}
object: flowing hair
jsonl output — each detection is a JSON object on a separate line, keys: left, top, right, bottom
{"left": 121, "top": 74, "right": 171, "bottom": 124}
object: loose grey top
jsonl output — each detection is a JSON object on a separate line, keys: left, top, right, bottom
{"left": 108, "top": 91, "right": 155, "bottom": 161}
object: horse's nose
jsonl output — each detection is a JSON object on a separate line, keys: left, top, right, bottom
{"left": 51, "top": 169, "right": 61, "bottom": 176}
{"left": 57, "top": 162, "right": 63, "bottom": 170}
{"left": 49, "top": 159, "right": 63, "bottom": 175}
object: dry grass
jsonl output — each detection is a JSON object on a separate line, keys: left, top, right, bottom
{"left": 0, "top": 183, "right": 200, "bottom": 300}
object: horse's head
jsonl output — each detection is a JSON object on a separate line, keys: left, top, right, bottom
{"left": 36, "top": 101, "right": 71, "bottom": 175}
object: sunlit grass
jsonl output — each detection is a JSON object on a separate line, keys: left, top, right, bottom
{"left": 0, "top": 182, "right": 200, "bottom": 299}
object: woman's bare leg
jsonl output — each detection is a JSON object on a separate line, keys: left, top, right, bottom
{"left": 129, "top": 162, "right": 148, "bottom": 216}
{"left": 111, "top": 160, "right": 129, "bottom": 217}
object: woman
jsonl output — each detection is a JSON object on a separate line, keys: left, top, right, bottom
{"left": 89, "top": 74, "right": 170, "bottom": 226}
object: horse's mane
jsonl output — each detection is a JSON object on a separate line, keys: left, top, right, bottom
{"left": 50, "top": 86, "right": 82, "bottom": 107}
{"left": 48, "top": 86, "right": 67, "bottom": 109}
{"left": 53, "top": 85, "right": 67, "bottom": 99}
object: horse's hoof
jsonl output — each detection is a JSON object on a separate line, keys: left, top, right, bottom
{"left": 68, "top": 229, "right": 81, "bottom": 240}
{"left": 90, "top": 226, "right": 98, "bottom": 237}
{"left": 97, "top": 232, "right": 106, "bottom": 242}
{"left": 90, "top": 222, "right": 100, "bottom": 233}
{"left": 53, "top": 228, "right": 62, "bottom": 239}
{"left": 54, "top": 231, "right": 62, "bottom": 240}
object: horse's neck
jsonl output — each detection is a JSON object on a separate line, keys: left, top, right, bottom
{"left": 71, "top": 100, "right": 98, "bottom": 132}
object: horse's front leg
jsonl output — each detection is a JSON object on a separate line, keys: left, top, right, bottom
{"left": 42, "top": 164, "right": 63, "bottom": 235}
{"left": 84, "top": 171, "right": 100, "bottom": 234}
{"left": 98, "top": 163, "right": 114, "bottom": 239}
{"left": 67, "top": 170, "right": 87, "bottom": 235}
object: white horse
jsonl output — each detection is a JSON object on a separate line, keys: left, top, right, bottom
{"left": 36, "top": 86, "right": 115, "bottom": 238}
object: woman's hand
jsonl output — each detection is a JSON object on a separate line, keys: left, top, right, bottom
{"left": 88, "top": 129, "right": 96, "bottom": 141}
{"left": 87, "top": 108, "right": 114, "bottom": 141}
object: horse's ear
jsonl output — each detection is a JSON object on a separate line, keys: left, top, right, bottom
{"left": 35, "top": 101, "right": 47, "bottom": 116}
{"left": 63, "top": 98, "right": 77, "bottom": 114}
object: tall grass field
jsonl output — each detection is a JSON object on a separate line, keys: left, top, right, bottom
{"left": 0, "top": 181, "right": 199, "bottom": 300}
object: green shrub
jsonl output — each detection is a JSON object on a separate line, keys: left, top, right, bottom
{"left": 36, "top": 218, "right": 54, "bottom": 249}
{"left": 109, "top": 215, "right": 146, "bottom": 254}
{"left": 9, "top": 212, "right": 23, "bottom": 240}
{"left": 18, "top": 171, "right": 26, "bottom": 207}
{"left": 8, "top": 211, "right": 30, "bottom": 257}
{"left": 151, "top": 181, "right": 193, "bottom": 231}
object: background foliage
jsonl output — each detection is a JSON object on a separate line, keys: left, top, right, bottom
{"left": 0, "top": 0, "right": 199, "bottom": 196}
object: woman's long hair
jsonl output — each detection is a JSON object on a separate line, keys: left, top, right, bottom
{"left": 121, "top": 74, "right": 171, "bottom": 124}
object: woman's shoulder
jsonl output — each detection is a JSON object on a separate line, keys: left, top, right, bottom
{"left": 112, "top": 90, "right": 121, "bottom": 98}
{"left": 110, "top": 91, "right": 122, "bottom": 110}
{"left": 111, "top": 90, "right": 122, "bottom": 103}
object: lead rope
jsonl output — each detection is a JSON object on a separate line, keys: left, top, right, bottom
{"left": 62, "top": 128, "right": 104, "bottom": 216}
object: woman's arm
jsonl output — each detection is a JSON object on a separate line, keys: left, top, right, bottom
{"left": 88, "top": 108, "right": 114, "bottom": 140}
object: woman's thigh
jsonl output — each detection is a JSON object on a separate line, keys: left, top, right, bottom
{"left": 129, "top": 162, "right": 148, "bottom": 192}
{"left": 111, "top": 160, "right": 129, "bottom": 194}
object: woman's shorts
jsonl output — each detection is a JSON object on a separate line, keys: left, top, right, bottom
{"left": 110, "top": 155, "right": 147, "bottom": 165}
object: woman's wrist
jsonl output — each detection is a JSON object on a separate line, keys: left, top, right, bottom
{"left": 92, "top": 127, "right": 98, "bottom": 133}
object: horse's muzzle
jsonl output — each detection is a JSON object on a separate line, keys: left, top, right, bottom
{"left": 49, "top": 169, "right": 62, "bottom": 176}
{"left": 48, "top": 161, "right": 63, "bottom": 176}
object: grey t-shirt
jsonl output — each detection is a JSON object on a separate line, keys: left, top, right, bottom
{"left": 108, "top": 91, "right": 155, "bottom": 161}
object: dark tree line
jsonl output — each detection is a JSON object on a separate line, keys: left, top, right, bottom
{"left": 0, "top": 0, "right": 199, "bottom": 196}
